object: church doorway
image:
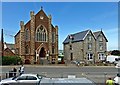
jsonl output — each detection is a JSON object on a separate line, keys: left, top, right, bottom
{"left": 39, "top": 47, "right": 47, "bottom": 64}
{"left": 39, "top": 47, "right": 46, "bottom": 57}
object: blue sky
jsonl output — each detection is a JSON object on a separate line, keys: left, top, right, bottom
{"left": 1, "top": 2, "right": 118, "bottom": 51}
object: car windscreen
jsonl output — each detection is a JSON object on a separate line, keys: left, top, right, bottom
{"left": 12, "top": 75, "right": 19, "bottom": 80}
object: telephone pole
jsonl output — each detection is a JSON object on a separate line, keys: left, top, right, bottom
{"left": 1, "top": 29, "right": 4, "bottom": 57}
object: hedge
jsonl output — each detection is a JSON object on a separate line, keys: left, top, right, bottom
{"left": 2, "top": 56, "right": 22, "bottom": 65}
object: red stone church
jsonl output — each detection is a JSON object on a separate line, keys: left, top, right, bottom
{"left": 14, "top": 7, "right": 58, "bottom": 64}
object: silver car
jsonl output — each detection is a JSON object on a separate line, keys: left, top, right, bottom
{"left": 0, "top": 74, "right": 43, "bottom": 85}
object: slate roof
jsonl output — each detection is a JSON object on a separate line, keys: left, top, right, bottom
{"left": 6, "top": 43, "right": 15, "bottom": 50}
{"left": 63, "top": 30, "right": 89, "bottom": 44}
{"left": 93, "top": 31, "right": 108, "bottom": 42}
{"left": 93, "top": 31, "right": 101, "bottom": 38}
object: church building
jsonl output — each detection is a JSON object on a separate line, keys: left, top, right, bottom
{"left": 14, "top": 7, "right": 58, "bottom": 64}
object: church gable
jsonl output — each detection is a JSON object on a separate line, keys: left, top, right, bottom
{"left": 35, "top": 8, "right": 49, "bottom": 29}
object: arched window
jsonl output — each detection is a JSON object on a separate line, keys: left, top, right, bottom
{"left": 25, "top": 45, "right": 29, "bottom": 54}
{"left": 36, "top": 25, "right": 47, "bottom": 42}
{"left": 25, "top": 28, "right": 30, "bottom": 41}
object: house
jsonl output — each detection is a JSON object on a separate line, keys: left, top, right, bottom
{"left": 93, "top": 31, "right": 108, "bottom": 62}
{"left": 63, "top": 30, "right": 108, "bottom": 64}
{"left": 0, "top": 42, "right": 15, "bottom": 57}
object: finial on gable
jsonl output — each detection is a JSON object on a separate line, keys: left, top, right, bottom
{"left": 101, "top": 28, "right": 102, "bottom": 32}
{"left": 41, "top": 6, "right": 43, "bottom": 10}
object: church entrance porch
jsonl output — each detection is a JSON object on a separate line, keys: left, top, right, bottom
{"left": 36, "top": 46, "right": 48, "bottom": 65}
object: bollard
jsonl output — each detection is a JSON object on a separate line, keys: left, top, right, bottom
{"left": 6, "top": 73, "right": 8, "bottom": 78}
{"left": 104, "top": 72, "right": 107, "bottom": 83}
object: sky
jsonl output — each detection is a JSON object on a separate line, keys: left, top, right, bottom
{"left": 1, "top": 2, "right": 118, "bottom": 51}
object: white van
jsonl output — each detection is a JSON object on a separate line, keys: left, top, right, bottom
{"left": 106, "top": 55, "right": 119, "bottom": 63}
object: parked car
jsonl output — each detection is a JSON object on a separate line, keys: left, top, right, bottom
{"left": 71, "top": 60, "right": 85, "bottom": 66}
{"left": 114, "top": 73, "right": 120, "bottom": 85}
{"left": 71, "top": 61, "right": 80, "bottom": 66}
{"left": 0, "top": 74, "right": 44, "bottom": 85}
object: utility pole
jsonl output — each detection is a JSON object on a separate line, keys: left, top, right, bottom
{"left": 1, "top": 29, "right": 4, "bottom": 57}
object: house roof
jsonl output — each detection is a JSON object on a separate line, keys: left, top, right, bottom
{"left": 63, "top": 30, "right": 90, "bottom": 44}
{"left": 6, "top": 43, "right": 15, "bottom": 50}
{"left": 93, "top": 31, "right": 108, "bottom": 42}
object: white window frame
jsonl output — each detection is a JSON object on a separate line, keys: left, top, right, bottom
{"left": 88, "top": 43, "right": 92, "bottom": 50}
{"left": 99, "top": 43, "right": 103, "bottom": 50}
{"left": 98, "top": 53, "right": 105, "bottom": 60}
{"left": 87, "top": 53, "right": 93, "bottom": 61}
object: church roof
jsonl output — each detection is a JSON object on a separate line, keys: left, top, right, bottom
{"left": 63, "top": 30, "right": 90, "bottom": 44}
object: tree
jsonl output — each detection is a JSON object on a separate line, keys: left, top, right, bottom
{"left": 111, "top": 50, "right": 120, "bottom": 56}
{"left": 2, "top": 56, "right": 22, "bottom": 65}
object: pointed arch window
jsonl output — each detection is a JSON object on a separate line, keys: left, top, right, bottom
{"left": 36, "top": 25, "right": 47, "bottom": 42}
{"left": 25, "top": 28, "right": 30, "bottom": 41}
{"left": 25, "top": 45, "right": 29, "bottom": 54}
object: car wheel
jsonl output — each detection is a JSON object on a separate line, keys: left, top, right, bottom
{"left": 3, "top": 84, "right": 9, "bottom": 85}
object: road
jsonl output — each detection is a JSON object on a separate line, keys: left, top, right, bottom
{"left": 0, "top": 65, "right": 119, "bottom": 84}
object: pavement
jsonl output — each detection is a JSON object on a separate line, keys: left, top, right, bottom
{"left": 0, "top": 64, "right": 116, "bottom": 68}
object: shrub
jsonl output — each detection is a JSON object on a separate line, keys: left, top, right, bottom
{"left": 2, "top": 56, "right": 22, "bottom": 65}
